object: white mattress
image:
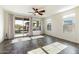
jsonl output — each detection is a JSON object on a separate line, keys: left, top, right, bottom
{"left": 11, "top": 37, "right": 31, "bottom": 43}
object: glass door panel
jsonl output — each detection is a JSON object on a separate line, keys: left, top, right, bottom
{"left": 23, "top": 19, "right": 30, "bottom": 36}
{"left": 14, "top": 17, "right": 30, "bottom": 37}
{"left": 14, "top": 19, "right": 24, "bottom": 37}
{"left": 32, "top": 20, "right": 41, "bottom": 35}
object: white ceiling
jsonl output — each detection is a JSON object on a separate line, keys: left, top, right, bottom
{"left": 1, "top": 5, "right": 77, "bottom": 18}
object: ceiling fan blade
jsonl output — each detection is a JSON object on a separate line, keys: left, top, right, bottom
{"left": 39, "top": 10, "right": 45, "bottom": 12}
{"left": 32, "top": 8, "right": 39, "bottom": 13}
{"left": 32, "top": 8, "right": 44, "bottom": 16}
{"left": 38, "top": 12, "right": 43, "bottom": 15}
{"left": 32, "top": 8, "right": 38, "bottom": 11}
{"left": 32, "top": 8, "right": 36, "bottom": 11}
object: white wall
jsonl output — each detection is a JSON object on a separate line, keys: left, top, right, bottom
{"left": 4, "top": 11, "right": 15, "bottom": 39}
{"left": 0, "top": 8, "right": 4, "bottom": 43}
{"left": 4, "top": 13, "right": 44, "bottom": 39}
{"left": 44, "top": 6, "right": 79, "bottom": 44}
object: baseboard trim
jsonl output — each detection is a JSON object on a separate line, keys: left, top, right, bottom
{"left": 45, "top": 34, "right": 79, "bottom": 45}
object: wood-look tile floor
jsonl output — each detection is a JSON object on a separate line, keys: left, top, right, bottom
{"left": 0, "top": 35, "right": 79, "bottom": 54}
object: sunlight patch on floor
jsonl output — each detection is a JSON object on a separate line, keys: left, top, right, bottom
{"left": 28, "top": 42, "right": 68, "bottom": 54}
{"left": 42, "top": 42, "right": 68, "bottom": 54}
{"left": 11, "top": 35, "right": 44, "bottom": 43}
{"left": 28, "top": 48, "right": 46, "bottom": 54}
{"left": 11, "top": 37, "right": 31, "bottom": 43}
{"left": 31, "top": 35, "right": 44, "bottom": 39}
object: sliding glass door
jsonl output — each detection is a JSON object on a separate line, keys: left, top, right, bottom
{"left": 32, "top": 20, "right": 41, "bottom": 35}
{"left": 15, "top": 19, "right": 24, "bottom": 37}
{"left": 14, "top": 17, "right": 42, "bottom": 37}
{"left": 14, "top": 17, "right": 30, "bottom": 37}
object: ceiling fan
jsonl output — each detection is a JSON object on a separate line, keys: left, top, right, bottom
{"left": 28, "top": 8, "right": 45, "bottom": 16}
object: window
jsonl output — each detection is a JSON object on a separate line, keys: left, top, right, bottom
{"left": 63, "top": 13, "right": 75, "bottom": 32}
{"left": 47, "top": 23, "right": 51, "bottom": 31}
